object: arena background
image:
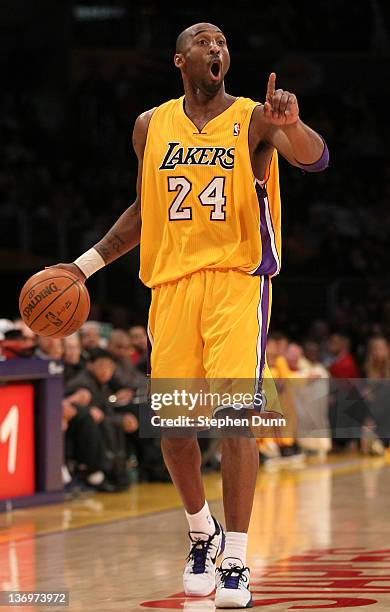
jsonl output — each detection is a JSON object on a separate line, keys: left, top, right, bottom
{"left": 1, "top": 0, "right": 388, "bottom": 352}
{"left": 2, "top": 4, "right": 390, "bottom": 609}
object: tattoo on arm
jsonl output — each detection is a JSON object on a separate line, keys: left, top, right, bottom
{"left": 94, "top": 205, "right": 141, "bottom": 264}
{"left": 96, "top": 244, "right": 111, "bottom": 261}
{"left": 95, "top": 234, "right": 125, "bottom": 261}
{"left": 107, "top": 233, "right": 125, "bottom": 253}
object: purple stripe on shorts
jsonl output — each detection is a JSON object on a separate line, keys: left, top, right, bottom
{"left": 252, "top": 183, "right": 279, "bottom": 276}
{"left": 259, "top": 276, "right": 270, "bottom": 377}
{"left": 255, "top": 276, "right": 270, "bottom": 412}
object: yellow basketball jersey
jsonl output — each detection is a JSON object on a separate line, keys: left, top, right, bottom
{"left": 139, "top": 96, "right": 281, "bottom": 287}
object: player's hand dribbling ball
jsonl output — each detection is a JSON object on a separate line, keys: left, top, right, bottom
{"left": 19, "top": 267, "right": 90, "bottom": 338}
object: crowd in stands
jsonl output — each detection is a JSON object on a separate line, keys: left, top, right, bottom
{"left": 1, "top": 1, "right": 389, "bottom": 493}
{"left": 0, "top": 318, "right": 169, "bottom": 492}
{"left": 1, "top": 315, "right": 390, "bottom": 493}
{"left": 1, "top": 0, "right": 389, "bottom": 326}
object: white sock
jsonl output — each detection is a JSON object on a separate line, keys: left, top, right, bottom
{"left": 185, "top": 501, "right": 214, "bottom": 538}
{"left": 222, "top": 532, "right": 248, "bottom": 566}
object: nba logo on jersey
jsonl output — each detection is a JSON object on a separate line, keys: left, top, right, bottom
{"left": 233, "top": 122, "right": 240, "bottom": 136}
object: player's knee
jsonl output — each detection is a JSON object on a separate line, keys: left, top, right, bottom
{"left": 221, "top": 436, "right": 257, "bottom": 452}
{"left": 161, "top": 435, "right": 198, "bottom": 459}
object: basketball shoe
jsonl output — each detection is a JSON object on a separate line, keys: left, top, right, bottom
{"left": 215, "top": 557, "right": 252, "bottom": 608}
{"left": 183, "top": 517, "right": 225, "bottom": 596}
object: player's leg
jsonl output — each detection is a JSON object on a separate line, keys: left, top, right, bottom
{"left": 161, "top": 433, "right": 225, "bottom": 596}
{"left": 221, "top": 436, "right": 259, "bottom": 534}
{"left": 203, "top": 271, "right": 273, "bottom": 608}
{"left": 148, "top": 271, "right": 225, "bottom": 596}
{"left": 161, "top": 435, "right": 205, "bottom": 514}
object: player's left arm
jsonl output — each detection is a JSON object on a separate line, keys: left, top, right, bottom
{"left": 251, "top": 72, "right": 328, "bottom": 171}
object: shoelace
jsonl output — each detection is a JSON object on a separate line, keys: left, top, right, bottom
{"left": 187, "top": 536, "right": 213, "bottom": 574}
{"left": 218, "top": 565, "right": 249, "bottom": 589}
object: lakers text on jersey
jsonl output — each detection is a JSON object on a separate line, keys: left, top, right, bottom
{"left": 139, "top": 96, "right": 281, "bottom": 288}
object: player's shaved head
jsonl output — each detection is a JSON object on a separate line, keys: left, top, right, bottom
{"left": 175, "top": 22, "right": 224, "bottom": 53}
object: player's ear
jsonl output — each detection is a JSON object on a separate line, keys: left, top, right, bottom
{"left": 174, "top": 53, "right": 184, "bottom": 69}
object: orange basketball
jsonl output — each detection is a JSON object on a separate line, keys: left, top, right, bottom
{"left": 19, "top": 268, "right": 90, "bottom": 338}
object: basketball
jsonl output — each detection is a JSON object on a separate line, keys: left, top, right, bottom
{"left": 19, "top": 268, "right": 90, "bottom": 338}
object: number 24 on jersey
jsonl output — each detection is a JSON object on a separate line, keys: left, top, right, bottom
{"left": 168, "top": 176, "right": 226, "bottom": 221}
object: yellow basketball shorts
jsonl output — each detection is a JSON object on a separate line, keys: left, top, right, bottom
{"left": 148, "top": 269, "right": 270, "bottom": 378}
{"left": 146, "top": 269, "right": 282, "bottom": 416}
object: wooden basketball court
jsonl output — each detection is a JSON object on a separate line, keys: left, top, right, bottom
{"left": 1, "top": 455, "right": 390, "bottom": 611}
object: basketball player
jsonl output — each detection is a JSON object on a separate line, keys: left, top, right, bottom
{"left": 53, "top": 23, "right": 328, "bottom": 608}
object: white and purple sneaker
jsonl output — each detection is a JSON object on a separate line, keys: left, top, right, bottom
{"left": 215, "top": 557, "right": 252, "bottom": 608}
{"left": 183, "top": 517, "right": 225, "bottom": 597}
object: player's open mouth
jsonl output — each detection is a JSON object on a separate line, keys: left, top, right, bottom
{"left": 210, "top": 60, "right": 221, "bottom": 79}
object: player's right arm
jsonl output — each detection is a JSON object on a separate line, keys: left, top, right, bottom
{"left": 49, "top": 109, "right": 155, "bottom": 282}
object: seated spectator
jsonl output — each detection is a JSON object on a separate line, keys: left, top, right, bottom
{"left": 106, "top": 332, "right": 169, "bottom": 482}
{"left": 360, "top": 336, "right": 390, "bottom": 455}
{"left": 0, "top": 329, "right": 36, "bottom": 359}
{"left": 66, "top": 348, "right": 138, "bottom": 488}
{"left": 13, "top": 318, "right": 37, "bottom": 341}
{"left": 307, "top": 319, "right": 330, "bottom": 362}
{"left": 303, "top": 340, "right": 325, "bottom": 371}
{"left": 35, "top": 336, "right": 64, "bottom": 360}
{"left": 364, "top": 336, "right": 390, "bottom": 379}
{"left": 327, "top": 333, "right": 360, "bottom": 378}
{"left": 258, "top": 338, "right": 298, "bottom": 466}
{"left": 268, "top": 331, "right": 289, "bottom": 358}
{"left": 62, "top": 389, "right": 118, "bottom": 493}
{"left": 129, "top": 325, "right": 148, "bottom": 374}
{"left": 63, "top": 333, "right": 84, "bottom": 382}
{"left": 66, "top": 348, "right": 138, "bottom": 429}
{"left": 275, "top": 341, "right": 331, "bottom": 457}
{"left": 79, "top": 321, "right": 103, "bottom": 360}
{"left": 267, "top": 337, "right": 289, "bottom": 378}
{"left": 285, "top": 342, "right": 305, "bottom": 373}
{"left": 0, "top": 319, "right": 14, "bottom": 339}
{"left": 107, "top": 329, "right": 147, "bottom": 399}
{"left": 299, "top": 340, "right": 332, "bottom": 455}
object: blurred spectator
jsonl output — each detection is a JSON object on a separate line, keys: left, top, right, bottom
{"left": 107, "top": 329, "right": 147, "bottom": 398}
{"left": 307, "top": 319, "right": 330, "bottom": 361}
{"left": 284, "top": 343, "right": 304, "bottom": 372}
{"left": 327, "top": 333, "right": 360, "bottom": 378}
{"left": 62, "top": 387, "right": 117, "bottom": 492}
{"left": 299, "top": 340, "right": 332, "bottom": 455}
{"left": 79, "top": 321, "right": 103, "bottom": 359}
{"left": 0, "top": 319, "right": 14, "bottom": 339}
{"left": 66, "top": 348, "right": 137, "bottom": 429}
{"left": 66, "top": 348, "right": 138, "bottom": 488}
{"left": 0, "top": 328, "right": 36, "bottom": 359}
{"left": 268, "top": 331, "right": 289, "bottom": 357}
{"left": 303, "top": 340, "right": 329, "bottom": 377}
{"left": 63, "top": 333, "right": 84, "bottom": 381}
{"left": 259, "top": 339, "right": 301, "bottom": 466}
{"left": 35, "top": 336, "right": 64, "bottom": 360}
{"left": 283, "top": 341, "right": 331, "bottom": 457}
{"left": 360, "top": 336, "right": 390, "bottom": 456}
{"left": 129, "top": 325, "right": 148, "bottom": 374}
{"left": 13, "top": 319, "right": 37, "bottom": 341}
{"left": 364, "top": 336, "right": 390, "bottom": 378}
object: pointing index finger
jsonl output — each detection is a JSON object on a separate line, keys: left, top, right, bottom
{"left": 266, "top": 72, "right": 276, "bottom": 102}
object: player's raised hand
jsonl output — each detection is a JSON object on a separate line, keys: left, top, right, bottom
{"left": 263, "top": 72, "right": 299, "bottom": 125}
